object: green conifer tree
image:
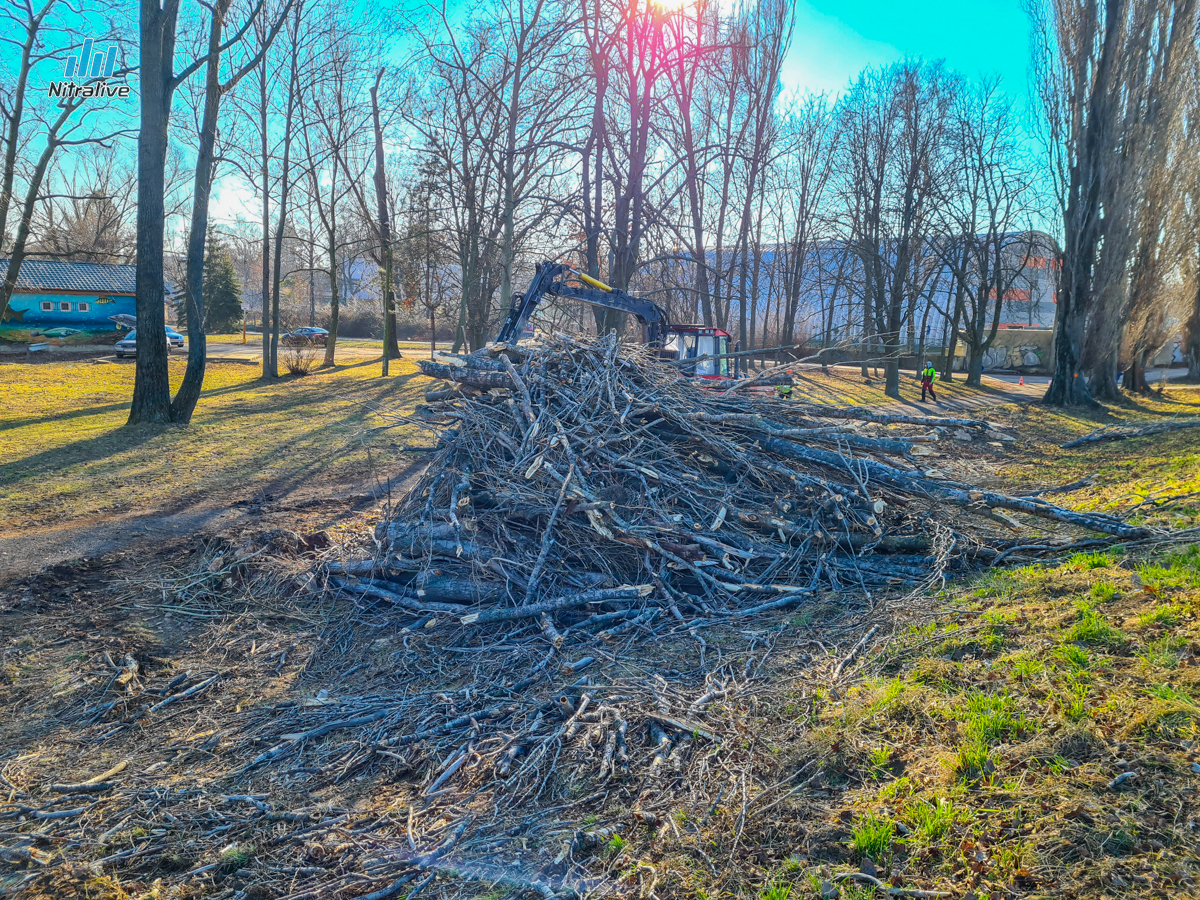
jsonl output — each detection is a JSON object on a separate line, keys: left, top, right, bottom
{"left": 177, "top": 233, "right": 244, "bottom": 333}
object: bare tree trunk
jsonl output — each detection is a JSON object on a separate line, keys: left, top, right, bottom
{"left": 129, "top": 0, "right": 179, "bottom": 424}
{"left": 269, "top": 13, "right": 302, "bottom": 377}
{"left": 1123, "top": 347, "right": 1149, "bottom": 393}
{"left": 370, "top": 69, "right": 396, "bottom": 373}
{"left": 260, "top": 53, "right": 272, "bottom": 378}
{"left": 942, "top": 273, "right": 964, "bottom": 382}
{"left": 308, "top": 247, "right": 315, "bottom": 327}
{"left": 171, "top": 0, "right": 231, "bottom": 424}
{"left": 1041, "top": 0, "right": 1126, "bottom": 407}
{"left": 1185, "top": 283, "right": 1200, "bottom": 380}
{"left": 323, "top": 231, "right": 339, "bottom": 367}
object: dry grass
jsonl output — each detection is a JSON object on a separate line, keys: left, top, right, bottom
{"left": 0, "top": 355, "right": 427, "bottom": 533}
{"left": 991, "top": 386, "right": 1200, "bottom": 530}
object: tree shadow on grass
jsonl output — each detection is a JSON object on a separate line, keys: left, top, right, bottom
{"left": 0, "top": 361, "right": 421, "bottom": 433}
{"left": 0, "top": 371, "right": 427, "bottom": 529}
{"left": 0, "top": 420, "right": 166, "bottom": 489}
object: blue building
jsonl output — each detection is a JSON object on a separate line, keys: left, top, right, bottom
{"left": 0, "top": 259, "right": 136, "bottom": 346}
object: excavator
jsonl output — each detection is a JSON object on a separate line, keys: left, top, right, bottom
{"left": 494, "top": 261, "right": 733, "bottom": 378}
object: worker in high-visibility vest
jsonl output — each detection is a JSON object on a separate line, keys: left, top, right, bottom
{"left": 920, "top": 361, "right": 938, "bottom": 402}
{"left": 777, "top": 369, "right": 795, "bottom": 400}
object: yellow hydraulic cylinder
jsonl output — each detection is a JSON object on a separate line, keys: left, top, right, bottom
{"left": 573, "top": 269, "right": 614, "bottom": 292}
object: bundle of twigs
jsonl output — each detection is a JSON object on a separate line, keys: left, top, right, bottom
{"left": 334, "top": 334, "right": 1146, "bottom": 626}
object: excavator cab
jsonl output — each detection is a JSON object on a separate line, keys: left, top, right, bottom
{"left": 496, "top": 262, "right": 730, "bottom": 379}
{"left": 666, "top": 325, "right": 731, "bottom": 378}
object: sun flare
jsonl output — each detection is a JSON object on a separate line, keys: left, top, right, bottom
{"left": 649, "top": 0, "right": 695, "bottom": 12}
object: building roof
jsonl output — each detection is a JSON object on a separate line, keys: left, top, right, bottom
{"left": 0, "top": 259, "right": 136, "bottom": 295}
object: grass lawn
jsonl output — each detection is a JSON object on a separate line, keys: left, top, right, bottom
{"left": 206, "top": 331, "right": 451, "bottom": 351}
{"left": 994, "top": 388, "right": 1200, "bottom": 530}
{"left": 787, "top": 366, "right": 1200, "bottom": 531}
{"left": 750, "top": 544, "right": 1200, "bottom": 899}
{"left": 786, "top": 365, "right": 1027, "bottom": 408}
{"left": 0, "top": 356, "right": 427, "bottom": 533}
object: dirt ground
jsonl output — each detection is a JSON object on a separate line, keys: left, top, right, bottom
{"left": 1, "top": 375, "right": 1198, "bottom": 900}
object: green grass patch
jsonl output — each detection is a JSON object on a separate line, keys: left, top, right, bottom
{"left": 1137, "top": 603, "right": 1185, "bottom": 628}
{"left": 849, "top": 813, "right": 894, "bottom": 862}
{"left": 1001, "top": 650, "right": 1045, "bottom": 681}
{"left": 950, "top": 740, "right": 996, "bottom": 784}
{"left": 1057, "top": 679, "right": 1091, "bottom": 721}
{"left": 901, "top": 797, "right": 959, "bottom": 844}
{"left": 1136, "top": 549, "right": 1200, "bottom": 592}
{"left": 1066, "top": 551, "right": 1113, "bottom": 571}
{"left": 960, "top": 691, "right": 1029, "bottom": 743}
{"left": 1137, "top": 634, "right": 1186, "bottom": 670}
{"left": 218, "top": 843, "right": 253, "bottom": 873}
{"left": 946, "top": 691, "right": 1030, "bottom": 783}
{"left": 866, "top": 746, "right": 893, "bottom": 780}
{"left": 876, "top": 776, "right": 915, "bottom": 801}
{"left": 1145, "top": 683, "right": 1195, "bottom": 704}
{"left": 1089, "top": 581, "right": 1117, "bottom": 602}
{"left": 1053, "top": 643, "right": 1092, "bottom": 672}
{"left": 1064, "top": 600, "right": 1124, "bottom": 648}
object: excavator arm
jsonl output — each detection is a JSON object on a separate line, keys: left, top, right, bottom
{"left": 494, "top": 262, "right": 672, "bottom": 347}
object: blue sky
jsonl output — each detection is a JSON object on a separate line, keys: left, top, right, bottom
{"left": 782, "top": 0, "right": 1033, "bottom": 98}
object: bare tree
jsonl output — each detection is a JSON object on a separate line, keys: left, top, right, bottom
{"left": 729, "top": 0, "right": 792, "bottom": 366}
{"left": 1086, "top": 0, "right": 1197, "bottom": 396}
{"left": 1030, "top": 0, "right": 1198, "bottom": 404}
{"left": 369, "top": 67, "right": 398, "bottom": 374}
{"left": 298, "top": 9, "right": 372, "bottom": 366}
{"left": 1180, "top": 67, "right": 1200, "bottom": 381}
{"left": 838, "top": 62, "right": 954, "bottom": 399}
{"left": 173, "top": 0, "right": 291, "bottom": 422}
{"left": 30, "top": 145, "right": 136, "bottom": 263}
{"left": 931, "top": 79, "right": 1040, "bottom": 386}
{"left": 775, "top": 95, "right": 837, "bottom": 351}
{"left": 130, "top": 0, "right": 285, "bottom": 424}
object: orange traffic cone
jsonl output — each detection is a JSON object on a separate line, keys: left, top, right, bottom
{"left": 1018, "top": 375, "right": 1024, "bottom": 386}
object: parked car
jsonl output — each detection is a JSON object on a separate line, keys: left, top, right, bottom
{"left": 114, "top": 327, "right": 184, "bottom": 359}
{"left": 281, "top": 327, "right": 329, "bottom": 346}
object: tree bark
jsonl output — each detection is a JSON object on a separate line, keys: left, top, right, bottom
{"left": 1042, "top": 0, "right": 1123, "bottom": 407}
{"left": 323, "top": 230, "right": 339, "bottom": 367}
{"left": 1184, "top": 282, "right": 1200, "bottom": 380}
{"left": 260, "top": 49, "right": 272, "bottom": 378}
{"left": 370, "top": 69, "right": 397, "bottom": 372}
{"left": 128, "top": 0, "right": 179, "bottom": 425}
{"left": 269, "top": 18, "right": 301, "bottom": 378}
{"left": 170, "top": 0, "right": 232, "bottom": 424}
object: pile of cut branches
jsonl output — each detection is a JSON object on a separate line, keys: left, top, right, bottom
{"left": 334, "top": 334, "right": 1147, "bottom": 628}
